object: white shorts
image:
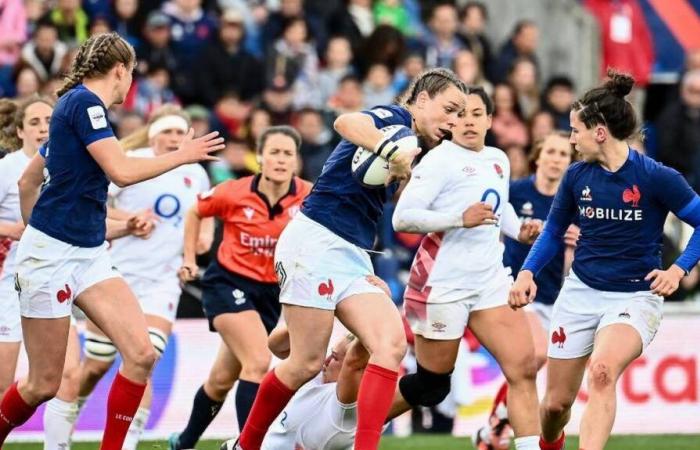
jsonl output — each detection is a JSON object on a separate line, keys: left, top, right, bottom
{"left": 15, "top": 226, "right": 120, "bottom": 319}
{"left": 403, "top": 269, "right": 512, "bottom": 340}
{"left": 0, "top": 275, "right": 21, "bottom": 342}
{"left": 548, "top": 271, "right": 663, "bottom": 359}
{"left": 124, "top": 274, "right": 181, "bottom": 323}
{"left": 274, "top": 214, "right": 385, "bottom": 311}
{"left": 524, "top": 302, "right": 554, "bottom": 332}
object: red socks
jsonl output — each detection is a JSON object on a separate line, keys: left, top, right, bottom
{"left": 0, "top": 382, "right": 37, "bottom": 445}
{"left": 491, "top": 380, "right": 508, "bottom": 416}
{"left": 354, "top": 363, "right": 399, "bottom": 450}
{"left": 540, "top": 432, "right": 566, "bottom": 450}
{"left": 240, "top": 370, "right": 296, "bottom": 450}
{"left": 100, "top": 372, "right": 146, "bottom": 450}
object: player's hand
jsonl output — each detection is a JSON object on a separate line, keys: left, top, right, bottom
{"left": 518, "top": 219, "right": 543, "bottom": 244}
{"left": 386, "top": 147, "right": 420, "bottom": 185}
{"left": 645, "top": 264, "right": 685, "bottom": 297}
{"left": 177, "top": 128, "right": 225, "bottom": 163}
{"left": 564, "top": 224, "right": 580, "bottom": 247}
{"left": 179, "top": 260, "right": 199, "bottom": 283}
{"left": 365, "top": 275, "right": 391, "bottom": 297}
{"left": 126, "top": 210, "right": 157, "bottom": 239}
{"left": 509, "top": 270, "right": 537, "bottom": 309}
{"left": 4, "top": 221, "right": 25, "bottom": 241}
{"left": 462, "top": 202, "right": 498, "bottom": 228}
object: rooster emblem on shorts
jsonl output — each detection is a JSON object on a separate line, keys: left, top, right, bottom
{"left": 56, "top": 284, "right": 72, "bottom": 304}
{"left": 622, "top": 185, "right": 641, "bottom": 207}
{"left": 318, "top": 279, "right": 334, "bottom": 300}
{"left": 551, "top": 326, "right": 566, "bottom": 348}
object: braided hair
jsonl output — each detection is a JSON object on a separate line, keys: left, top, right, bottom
{"left": 571, "top": 68, "right": 637, "bottom": 141}
{"left": 399, "top": 68, "right": 466, "bottom": 107}
{"left": 57, "top": 32, "right": 135, "bottom": 98}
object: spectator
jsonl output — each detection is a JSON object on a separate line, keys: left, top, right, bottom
{"left": 505, "top": 144, "right": 529, "bottom": 179}
{"left": 360, "top": 24, "right": 405, "bottom": 75}
{"left": 41, "top": 0, "right": 90, "bottom": 45}
{"left": 110, "top": 0, "right": 141, "bottom": 46}
{"left": 185, "top": 104, "right": 212, "bottom": 137}
{"left": 294, "top": 107, "right": 333, "bottom": 181}
{"left": 457, "top": 1, "right": 493, "bottom": 81}
{"left": 123, "top": 65, "right": 179, "bottom": 117}
{"left": 12, "top": 65, "right": 41, "bottom": 99}
{"left": 261, "top": 83, "right": 294, "bottom": 125}
{"left": 243, "top": 107, "right": 272, "bottom": 151}
{"left": 528, "top": 109, "right": 555, "bottom": 144}
{"left": 20, "top": 21, "right": 68, "bottom": 83}
{"left": 208, "top": 138, "right": 258, "bottom": 184}
{"left": 363, "top": 62, "right": 396, "bottom": 109}
{"left": 328, "top": 0, "right": 375, "bottom": 59}
{"left": 115, "top": 111, "right": 145, "bottom": 138}
{"left": 163, "top": 0, "right": 217, "bottom": 103}
{"left": 453, "top": 48, "right": 491, "bottom": 95}
{"left": 197, "top": 8, "right": 263, "bottom": 106}
{"left": 493, "top": 19, "right": 539, "bottom": 83}
{"left": 318, "top": 36, "right": 355, "bottom": 106}
{"left": 508, "top": 56, "right": 539, "bottom": 118}
{"left": 541, "top": 75, "right": 574, "bottom": 130}
{"left": 490, "top": 82, "right": 528, "bottom": 149}
{"left": 23, "top": 0, "right": 49, "bottom": 28}
{"left": 393, "top": 51, "right": 425, "bottom": 94}
{"left": 88, "top": 14, "right": 112, "bottom": 36}
{"left": 40, "top": 75, "right": 63, "bottom": 98}
{"left": 326, "top": 74, "right": 364, "bottom": 118}
{"left": 373, "top": 0, "right": 410, "bottom": 35}
{"left": 136, "top": 11, "right": 178, "bottom": 77}
{"left": 657, "top": 69, "right": 700, "bottom": 192}
{"left": 0, "top": 0, "right": 27, "bottom": 67}
{"left": 213, "top": 92, "right": 252, "bottom": 139}
{"left": 422, "top": 3, "right": 464, "bottom": 69}
{"left": 265, "top": 16, "right": 320, "bottom": 109}
{"left": 261, "top": 0, "right": 325, "bottom": 53}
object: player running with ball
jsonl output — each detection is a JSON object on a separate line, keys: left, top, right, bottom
{"left": 234, "top": 68, "right": 466, "bottom": 450}
{"left": 510, "top": 70, "right": 700, "bottom": 450}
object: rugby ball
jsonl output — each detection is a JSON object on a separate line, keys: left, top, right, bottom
{"left": 351, "top": 125, "right": 417, "bottom": 188}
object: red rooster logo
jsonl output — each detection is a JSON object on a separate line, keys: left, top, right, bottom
{"left": 318, "top": 279, "right": 334, "bottom": 300}
{"left": 622, "top": 185, "right": 641, "bottom": 207}
{"left": 56, "top": 284, "right": 72, "bottom": 304}
{"left": 551, "top": 326, "right": 566, "bottom": 348}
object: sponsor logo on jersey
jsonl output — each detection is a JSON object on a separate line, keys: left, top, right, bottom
{"left": 622, "top": 185, "right": 641, "bottom": 207}
{"left": 87, "top": 105, "right": 107, "bottom": 129}
{"left": 240, "top": 231, "right": 277, "bottom": 256}
{"left": 462, "top": 165, "right": 476, "bottom": 176}
{"left": 243, "top": 207, "right": 255, "bottom": 220}
{"left": 432, "top": 321, "right": 447, "bottom": 332}
{"left": 520, "top": 201, "right": 534, "bottom": 216}
{"left": 580, "top": 185, "right": 592, "bottom": 202}
{"left": 551, "top": 326, "right": 566, "bottom": 348}
{"left": 578, "top": 206, "right": 643, "bottom": 221}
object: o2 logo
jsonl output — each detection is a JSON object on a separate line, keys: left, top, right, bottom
{"left": 154, "top": 193, "right": 182, "bottom": 227}
{"left": 480, "top": 188, "right": 501, "bottom": 224}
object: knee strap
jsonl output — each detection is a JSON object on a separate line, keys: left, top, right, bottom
{"left": 398, "top": 363, "right": 452, "bottom": 407}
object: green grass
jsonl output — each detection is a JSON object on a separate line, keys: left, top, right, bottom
{"left": 5, "top": 434, "right": 700, "bottom": 450}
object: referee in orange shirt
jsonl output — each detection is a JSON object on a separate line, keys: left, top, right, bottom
{"left": 170, "top": 126, "right": 311, "bottom": 450}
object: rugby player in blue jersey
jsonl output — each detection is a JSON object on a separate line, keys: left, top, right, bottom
{"left": 236, "top": 68, "right": 467, "bottom": 450}
{"left": 510, "top": 70, "right": 700, "bottom": 450}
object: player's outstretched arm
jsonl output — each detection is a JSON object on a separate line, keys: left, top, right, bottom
{"left": 17, "top": 153, "right": 47, "bottom": 224}
{"left": 88, "top": 129, "right": 224, "bottom": 187}
{"left": 179, "top": 205, "right": 203, "bottom": 283}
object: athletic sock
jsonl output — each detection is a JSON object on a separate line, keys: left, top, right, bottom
{"left": 491, "top": 380, "right": 509, "bottom": 415}
{"left": 0, "top": 382, "right": 37, "bottom": 445}
{"left": 178, "top": 385, "right": 224, "bottom": 448}
{"left": 515, "top": 435, "right": 540, "bottom": 450}
{"left": 239, "top": 370, "right": 295, "bottom": 450}
{"left": 235, "top": 380, "right": 260, "bottom": 430}
{"left": 100, "top": 372, "right": 146, "bottom": 450}
{"left": 122, "top": 407, "right": 150, "bottom": 450}
{"left": 539, "top": 432, "right": 566, "bottom": 450}
{"left": 43, "top": 397, "right": 79, "bottom": 450}
{"left": 354, "top": 364, "right": 399, "bottom": 450}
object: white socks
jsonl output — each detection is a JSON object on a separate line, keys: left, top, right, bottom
{"left": 43, "top": 398, "right": 79, "bottom": 450}
{"left": 514, "top": 435, "right": 541, "bottom": 450}
{"left": 122, "top": 407, "right": 150, "bottom": 450}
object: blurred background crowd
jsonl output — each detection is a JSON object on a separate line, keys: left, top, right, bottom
{"left": 1, "top": 0, "right": 700, "bottom": 311}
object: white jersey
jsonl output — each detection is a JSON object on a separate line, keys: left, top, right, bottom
{"left": 394, "top": 141, "right": 510, "bottom": 294}
{"left": 0, "top": 150, "right": 31, "bottom": 283}
{"left": 262, "top": 377, "right": 357, "bottom": 450}
{"left": 108, "top": 148, "right": 210, "bottom": 283}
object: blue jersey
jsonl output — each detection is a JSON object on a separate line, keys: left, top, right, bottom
{"left": 524, "top": 149, "right": 700, "bottom": 292}
{"left": 504, "top": 176, "right": 563, "bottom": 305}
{"left": 302, "top": 105, "right": 412, "bottom": 249}
{"left": 30, "top": 84, "right": 114, "bottom": 247}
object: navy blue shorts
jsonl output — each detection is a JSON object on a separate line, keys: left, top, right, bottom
{"left": 200, "top": 260, "right": 281, "bottom": 334}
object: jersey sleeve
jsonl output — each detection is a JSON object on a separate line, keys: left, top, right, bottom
{"left": 197, "top": 182, "right": 231, "bottom": 218}
{"left": 71, "top": 91, "right": 115, "bottom": 146}
{"left": 652, "top": 165, "right": 697, "bottom": 214}
{"left": 362, "top": 105, "right": 412, "bottom": 129}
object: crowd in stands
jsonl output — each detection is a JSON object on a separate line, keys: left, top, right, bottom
{"left": 1, "top": 0, "right": 700, "bottom": 304}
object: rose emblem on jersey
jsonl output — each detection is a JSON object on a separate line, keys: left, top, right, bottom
{"left": 183, "top": 176, "right": 192, "bottom": 188}
{"left": 551, "top": 326, "right": 566, "bottom": 348}
{"left": 622, "top": 185, "right": 641, "bottom": 207}
{"left": 493, "top": 163, "right": 504, "bottom": 179}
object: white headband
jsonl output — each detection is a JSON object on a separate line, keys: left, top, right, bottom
{"left": 148, "top": 115, "right": 189, "bottom": 139}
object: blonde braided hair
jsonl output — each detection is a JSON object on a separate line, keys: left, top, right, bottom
{"left": 57, "top": 32, "right": 135, "bottom": 98}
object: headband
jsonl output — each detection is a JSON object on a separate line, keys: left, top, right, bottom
{"left": 148, "top": 115, "right": 189, "bottom": 139}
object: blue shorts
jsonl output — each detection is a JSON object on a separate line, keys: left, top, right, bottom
{"left": 201, "top": 260, "right": 281, "bottom": 334}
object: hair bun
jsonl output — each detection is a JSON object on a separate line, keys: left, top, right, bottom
{"left": 604, "top": 69, "right": 634, "bottom": 98}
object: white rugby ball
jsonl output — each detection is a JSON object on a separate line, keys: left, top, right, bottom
{"left": 351, "top": 125, "right": 417, "bottom": 188}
